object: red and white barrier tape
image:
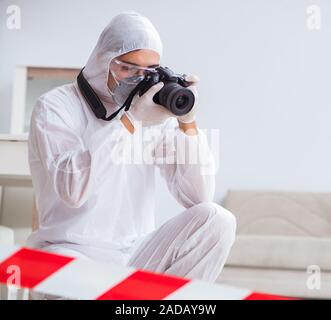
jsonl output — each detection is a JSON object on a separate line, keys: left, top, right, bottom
{"left": 0, "top": 246, "right": 294, "bottom": 300}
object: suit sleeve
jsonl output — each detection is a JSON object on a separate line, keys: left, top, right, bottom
{"left": 153, "top": 119, "right": 216, "bottom": 208}
{"left": 29, "top": 96, "right": 131, "bottom": 208}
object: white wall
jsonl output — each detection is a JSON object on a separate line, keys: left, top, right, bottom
{"left": 1, "top": 0, "right": 330, "bottom": 226}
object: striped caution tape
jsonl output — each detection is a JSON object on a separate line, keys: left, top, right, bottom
{"left": 0, "top": 246, "right": 295, "bottom": 300}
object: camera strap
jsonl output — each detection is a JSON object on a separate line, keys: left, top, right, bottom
{"left": 77, "top": 68, "right": 144, "bottom": 122}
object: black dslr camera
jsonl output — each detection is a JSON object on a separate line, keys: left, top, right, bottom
{"left": 137, "top": 66, "right": 195, "bottom": 116}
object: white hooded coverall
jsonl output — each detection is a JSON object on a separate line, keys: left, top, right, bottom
{"left": 26, "top": 11, "right": 236, "bottom": 285}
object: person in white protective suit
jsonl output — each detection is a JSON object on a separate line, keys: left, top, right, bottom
{"left": 26, "top": 11, "right": 237, "bottom": 286}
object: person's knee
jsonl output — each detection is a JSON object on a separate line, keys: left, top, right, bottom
{"left": 213, "top": 203, "right": 237, "bottom": 244}
{"left": 192, "top": 201, "right": 237, "bottom": 244}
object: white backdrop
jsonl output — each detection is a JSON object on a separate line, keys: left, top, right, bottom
{"left": 1, "top": 0, "right": 330, "bottom": 225}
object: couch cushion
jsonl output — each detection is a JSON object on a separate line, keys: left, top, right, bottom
{"left": 223, "top": 190, "right": 331, "bottom": 237}
{"left": 226, "top": 234, "right": 331, "bottom": 270}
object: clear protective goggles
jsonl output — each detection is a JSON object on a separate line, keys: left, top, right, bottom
{"left": 109, "top": 58, "right": 159, "bottom": 85}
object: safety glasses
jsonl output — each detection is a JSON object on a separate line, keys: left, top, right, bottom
{"left": 110, "top": 58, "right": 159, "bottom": 84}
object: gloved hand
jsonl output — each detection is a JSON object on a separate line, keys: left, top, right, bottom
{"left": 176, "top": 74, "right": 199, "bottom": 124}
{"left": 125, "top": 82, "right": 174, "bottom": 127}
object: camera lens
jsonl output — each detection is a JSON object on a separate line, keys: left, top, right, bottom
{"left": 176, "top": 95, "right": 189, "bottom": 109}
{"left": 157, "top": 83, "right": 195, "bottom": 116}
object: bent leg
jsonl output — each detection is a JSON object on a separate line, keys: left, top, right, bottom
{"left": 127, "top": 202, "right": 236, "bottom": 283}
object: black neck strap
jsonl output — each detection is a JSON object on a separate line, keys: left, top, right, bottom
{"left": 77, "top": 67, "right": 143, "bottom": 122}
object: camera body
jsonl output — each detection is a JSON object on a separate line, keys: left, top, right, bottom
{"left": 137, "top": 66, "right": 195, "bottom": 116}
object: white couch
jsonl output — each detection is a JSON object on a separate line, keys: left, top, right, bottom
{"left": 217, "top": 190, "right": 331, "bottom": 299}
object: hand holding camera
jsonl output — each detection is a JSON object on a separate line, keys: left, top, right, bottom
{"left": 176, "top": 74, "right": 199, "bottom": 124}
{"left": 125, "top": 66, "right": 199, "bottom": 127}
{"left": 125, "top": 82, "right": 174, "bottom": 127}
